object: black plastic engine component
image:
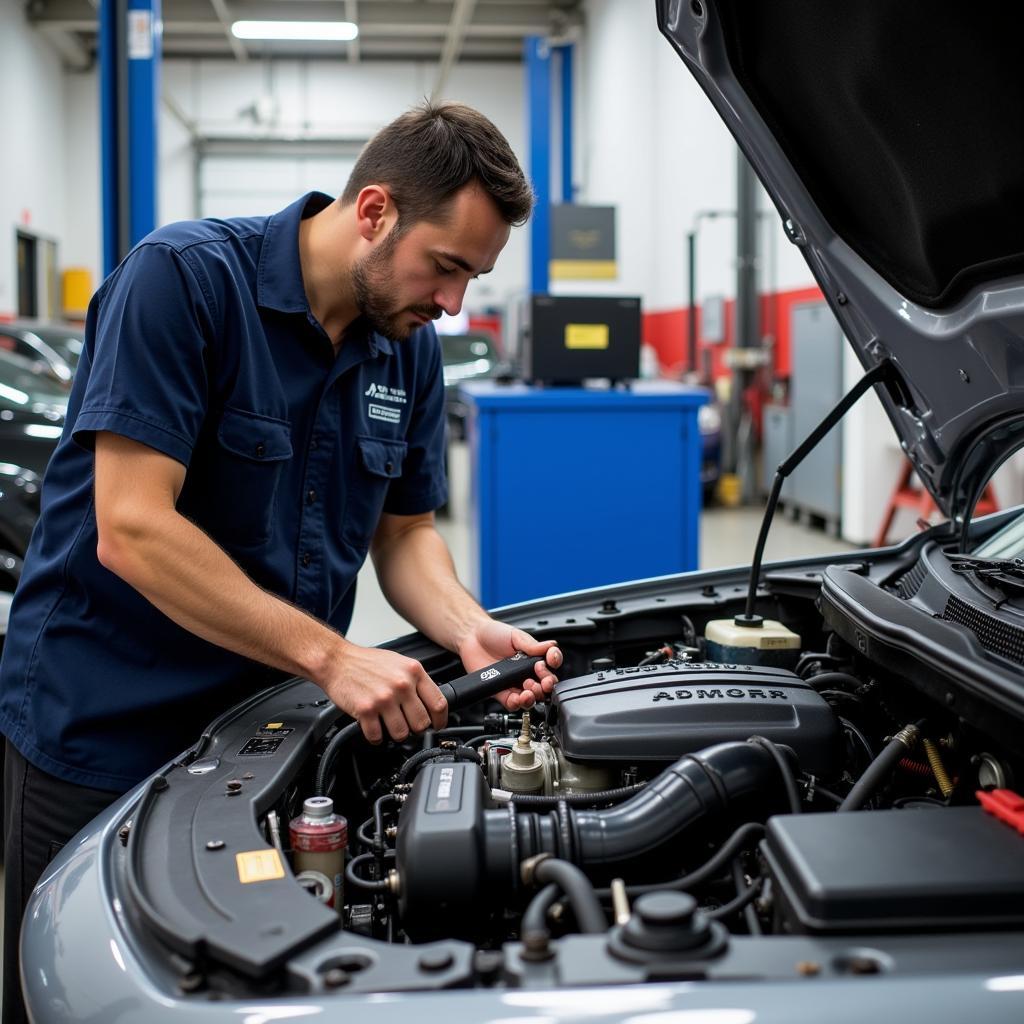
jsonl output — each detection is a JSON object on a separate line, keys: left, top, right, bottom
{"left": 763, "top": 807, "right": 1024, "bottom": 934}
{"left": 551, "top": 661, "right": 839, "bottom": 776}
{"left": 606, "top": 891, "right": 728, "bottom": 964}
{"left": 397, "top": 741, "right": 786, "bottom": 940}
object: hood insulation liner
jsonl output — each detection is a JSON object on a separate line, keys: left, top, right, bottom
{"left": 716, "top": 1, "right": 1024, "bottom": 308}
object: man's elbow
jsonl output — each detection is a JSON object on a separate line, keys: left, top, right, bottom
{"left": 95, "top": 508, "right": 154, "bottom": 582}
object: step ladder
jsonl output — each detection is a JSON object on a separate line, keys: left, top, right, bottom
{"left": 874, "top": 459, "right": 999, "bottom": 547}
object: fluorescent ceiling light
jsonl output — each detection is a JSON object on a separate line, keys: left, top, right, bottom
{"left": 231, "top": 20, "right": 358, "bottom": 41}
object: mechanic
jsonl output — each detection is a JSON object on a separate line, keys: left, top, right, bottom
{"left": 0, "top": 101, "right": 560, "bottom": 1024}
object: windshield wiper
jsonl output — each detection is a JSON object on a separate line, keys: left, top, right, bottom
{"left": 947, "top": 555, "right": 1024, "bottom": 596}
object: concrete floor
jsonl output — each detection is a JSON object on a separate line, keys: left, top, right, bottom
{"left": 347, "top": 440, "right": 858, "bottom": 646}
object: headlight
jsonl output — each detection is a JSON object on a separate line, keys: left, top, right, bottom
{"left": 698, "top": 403, "right": 722, "bottom": 435}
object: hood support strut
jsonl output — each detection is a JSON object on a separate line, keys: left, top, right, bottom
{"left": 739, "top": 359, "right": 896, "bottom": 625}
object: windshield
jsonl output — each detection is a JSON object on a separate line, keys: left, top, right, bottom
{"left": 27, "top": 325, "right": 84, "bottom": 366}
{"left": 972, "top": 508, "right": 1024, "bottom": 559}
{"left": 0, "top": 348, "right": 70, "bottom": 414}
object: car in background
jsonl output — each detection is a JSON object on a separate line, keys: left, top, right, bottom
{"left": 0, "top": 346, "right": 67, "bottom": 628}
{"left": 440, "top": 332, "right": 512, "bottom": 438}
{"left": 697, "top": 398, "right": 722, "bottom": 496}
{"left": 0, "top": 320, "right": 84, "bottom": 384}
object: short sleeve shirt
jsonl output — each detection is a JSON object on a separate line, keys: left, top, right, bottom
{"left": 0, "top": 192, "right": 448, "bottom": 792}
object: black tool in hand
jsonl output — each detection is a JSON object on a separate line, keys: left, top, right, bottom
{"left": 438, "top": 651, "right": 547, "bottom": 710}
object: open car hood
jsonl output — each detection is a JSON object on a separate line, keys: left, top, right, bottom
{"left": 658, "top": 0, "right": 1024, "bottom": 523}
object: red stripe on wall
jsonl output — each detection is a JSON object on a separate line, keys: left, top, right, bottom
{"left": 643, "top": 284, "right": 824, "bottom": 381}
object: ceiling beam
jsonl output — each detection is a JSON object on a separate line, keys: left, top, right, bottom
{"left": 345, "top": 0, "right": 360, "bottom": 62}
{"left": 37, "top": 24, "right": 92, "bottom": 70}
{"left": 33, "top": 0, "right": 553, "bottom": 34}
{"left": 431, "top": 0, "right": 477, "bottom": 101}
{"left": 208, "top": 0, "right": 248, "bottom": 62}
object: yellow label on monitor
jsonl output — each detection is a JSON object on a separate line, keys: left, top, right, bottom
{"left": 565, "top": 323, "right": 610, "bottom": 350}
{"left": 236, "top": 849, "right": 285, "bottom": 884}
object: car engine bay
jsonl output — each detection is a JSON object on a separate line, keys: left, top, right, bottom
{"left": 115, "top": 525, "right": 1024, "bottom": 1001}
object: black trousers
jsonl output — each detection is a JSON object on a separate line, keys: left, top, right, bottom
{"left": 3, "top": 742, "right": 119, "bottom": 1024}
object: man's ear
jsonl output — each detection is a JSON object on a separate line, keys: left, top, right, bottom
{"left": 354, "top": 184, "right": 395, "bottom": 242}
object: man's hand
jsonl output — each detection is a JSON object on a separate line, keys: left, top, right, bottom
{"left": 457, "top": 620, "right": 561, "bottom": 710}
{"left": 324, "top": 643, "right": 449, "bottom": 744}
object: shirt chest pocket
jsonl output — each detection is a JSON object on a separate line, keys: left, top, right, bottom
{"left": 342, "top": 435, "right": 407, "bottom": 550}
{"left": 208, "top": 407, "right": 293, "bottom": 548}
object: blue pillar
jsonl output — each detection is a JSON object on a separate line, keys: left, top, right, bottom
{"left": 100, "top": 0, "right": 160, "bottom": 277}
{"left": 558, "top": 43, "right": 574, "bottom": 204}
{"left": 99, "top": 0, "right": 121, "bottom": 277}
{"left": 525, "top": 35, "right": 551, "bottom": 295}
{"left": 127, "top": 0, "right": 161, "bottom": 248}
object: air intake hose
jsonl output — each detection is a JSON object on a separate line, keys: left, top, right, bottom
{"left": 396, "top": 740, "right": 788, "bottom": 940}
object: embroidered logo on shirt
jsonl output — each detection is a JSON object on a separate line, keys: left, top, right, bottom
{"left": 365, "top": 382, "right": 407, "bottom": 423}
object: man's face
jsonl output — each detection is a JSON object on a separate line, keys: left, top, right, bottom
{"left": 351, "top": 184, "right": 511, "bottom": 342}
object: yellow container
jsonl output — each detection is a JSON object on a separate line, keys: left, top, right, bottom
{"left": 62, "top": 267, "right": 93, "bottom": 319}
{"left": 717, "top": 473, "right": 742, "bottom": 508}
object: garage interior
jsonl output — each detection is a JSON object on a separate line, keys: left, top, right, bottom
{"left": 4, "top": 1, "right": 1024, "bottom": 1017}
{"left": 8, "top": 0, "right": 1001, "bottom": 645}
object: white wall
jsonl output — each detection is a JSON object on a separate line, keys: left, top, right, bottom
{"left": 573, "top": 0, "right": 816, "bottom": 314}
{"left": 0, "top": 2, "right": 70, "bottom": 317}
{"left": 58, "top": 56, "right": 528, "bottom": 315}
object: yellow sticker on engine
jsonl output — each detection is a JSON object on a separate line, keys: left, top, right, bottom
{"left": 564, "top": 323, "right": 610, "bottom": 350}
{"left": 236, "top": 849, "right": 285, "bottom": 884}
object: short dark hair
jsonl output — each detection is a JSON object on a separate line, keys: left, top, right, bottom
{"left": 341, "top": 102, "right": 534, "bottom": 228}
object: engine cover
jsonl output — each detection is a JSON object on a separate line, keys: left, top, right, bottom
{"left": 551, "top": 661, "right": 839, "bottom": 776}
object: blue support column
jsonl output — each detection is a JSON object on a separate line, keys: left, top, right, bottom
{"left": 127, "top": 0, "right": 161, "bottom": 248}
{"left": 100, "top": 0, "right": 160, "bottom": 277}
{"left": 525, "top": 35, "right": 551, "bottom": 295}
{"left": 558, "top": 43, "right": 574, "bottom": 203}
{"left": 99, "top": 0, "right": 121, "bottom": 277}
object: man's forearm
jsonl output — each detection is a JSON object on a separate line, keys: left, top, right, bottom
{"left": 370, "top": 520, "right": 489, "bottom": 655}
{"left": 100, "top": 505, "right": 344, "bottom": 681}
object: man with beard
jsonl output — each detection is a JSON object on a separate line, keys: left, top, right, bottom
{"left": 0, "top": 101, "right": 559, "bottom": 1024}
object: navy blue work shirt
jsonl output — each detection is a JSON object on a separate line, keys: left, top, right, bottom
{"left": 0, "top": 192, "right": 448, "bottom": 792}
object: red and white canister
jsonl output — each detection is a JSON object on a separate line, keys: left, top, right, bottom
{"left": 290, "top": 796, "right": 348, "bottom": 913}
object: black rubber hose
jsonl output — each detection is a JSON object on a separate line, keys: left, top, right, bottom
{"left": 355, "top": 817, "right": 376, "bottom": 851}
{"left": 490, "top": 742, "right": 780, "bottom": 875}
{"left": 707, "top": 875, "right": 763, "bottom": 921}
{"left": 498, "top": 783, "right": 646, "bottom": 808}
{"left": 315, "top": 720, "right": 361, "bottom": 796}
{"left": 345, "top": 851, "right": 394, "bottom": 892}
{"left": 568, "top": 741, "right": 779, "bottom": 866}
{"left": 732, "top": 858, "right": 762, "bottom": 935}
{"left": 521, "top": 883, "right": 561, "bottom": 938}
{"left": 839, "top": 724, "right": 920, "bottom": 811}
{"left": 531, "top": 858, "right": 607, "bottom": 934}
{"left": 838, "top": 716, "right": 876, "bottom": 765}
{"left": 397, "top": 745, "right": 479, "bottom": 784}
{"left": 804, "top": 671, "right": 864, "bottom": 693}
{"left": 595, "top": 821, "right": 765, "bottom": 899}
{"left": 747, "top": 736, "right": 801, "bottom": 814}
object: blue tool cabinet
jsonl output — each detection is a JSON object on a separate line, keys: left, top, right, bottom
{"left": 459, "top": 381, "right": 709, "bottom": 609}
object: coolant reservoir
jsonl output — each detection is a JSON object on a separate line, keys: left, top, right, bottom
{"left": 705, "top": 618, "right": 800, "bottom": 668}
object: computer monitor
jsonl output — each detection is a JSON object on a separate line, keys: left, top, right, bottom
{"left": 524, "top": 295, "right": 642, "bottom": 385}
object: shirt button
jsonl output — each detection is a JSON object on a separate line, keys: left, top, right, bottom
{"left": 306, "top": 489, "right": 317, "bottom": 505}
{"left": 385, "top": 461, "right": 394, "bottom": 474}
{"left": 255, "top": 442, "right": 265, "bottom": 458}
{"left": 301, "top": 552, "right": 312, "bottom": 568}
